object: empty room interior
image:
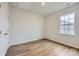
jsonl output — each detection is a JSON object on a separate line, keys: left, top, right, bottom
{"left": 1, "top": 2, "right": 79, "bottom": 56}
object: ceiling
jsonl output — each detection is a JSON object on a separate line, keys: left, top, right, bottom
{"left": 9, "top": 2, "right": 77, "bottom": 16}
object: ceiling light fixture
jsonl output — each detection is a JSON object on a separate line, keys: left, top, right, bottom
{"left": 66, "top": 3, "right": 70, "bottom": 6}
{"left": 42, "top": 2, "right": 45, "bottom": 6}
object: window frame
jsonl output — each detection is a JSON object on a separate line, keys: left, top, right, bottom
{"left": 59, "top": 12, "right": 75, "bottom": 35}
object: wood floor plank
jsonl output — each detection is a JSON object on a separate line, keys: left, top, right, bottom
{"left": 6, "top": 39, "right": 79, "bottom": 56}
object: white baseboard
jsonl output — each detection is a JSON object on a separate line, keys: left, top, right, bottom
{"left": 46, "top": 36, "right": 79, "bottom": 49}
{"left": 9, "top": 38, "right": 44, "bottom": 46}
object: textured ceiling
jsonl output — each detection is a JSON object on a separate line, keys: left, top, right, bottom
{"left": 9, "top": 2, "right": 77, "bottom": 16}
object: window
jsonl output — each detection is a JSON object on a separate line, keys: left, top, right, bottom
{"left": 60, "top": 13, "right": 75, "bottom": 35}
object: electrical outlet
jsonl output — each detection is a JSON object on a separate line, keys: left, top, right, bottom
{"left": 0, "top": 4, "right": 1, "bottom": 8}
{"left": 0, "top": 31, "right": 1, "bottom": 34}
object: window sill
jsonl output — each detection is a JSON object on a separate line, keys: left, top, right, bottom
{"left": 59, "top": 33, "right": 76, "bottom": 36}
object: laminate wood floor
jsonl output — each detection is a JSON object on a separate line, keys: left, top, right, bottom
{"left": 6, "top": 39, "right": 79, "bottom": 56}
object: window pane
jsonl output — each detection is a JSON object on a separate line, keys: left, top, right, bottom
{"left": 61, "top": 20, "right": 65, "bottom": 24}
{"left": 61, "top": 16, "right": 64, "bottom": 20}
{"left": 65, "top": 15, "right": 69, "bottom": 22}
{"left": 69, "top": 13, "right": 74, "bottom": 23}
{"left": 65, "top": 29, "right": 69, "bottom": 34}
{"left": 64, "top": 25, "right": 69, "bottom": 29}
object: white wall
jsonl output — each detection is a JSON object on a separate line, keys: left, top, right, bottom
{"left": 9, "top": 6, "right": 44, "bottom": 45}
{"left": 46, "top": 3, "right": 79, "bottom": 48}
{"left": 0, "top": 2, "right": 9, "bottom": 55}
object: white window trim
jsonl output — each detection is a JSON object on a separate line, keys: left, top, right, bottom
{"left": 59, "top": 12, "right": 75, "bottom": 36}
